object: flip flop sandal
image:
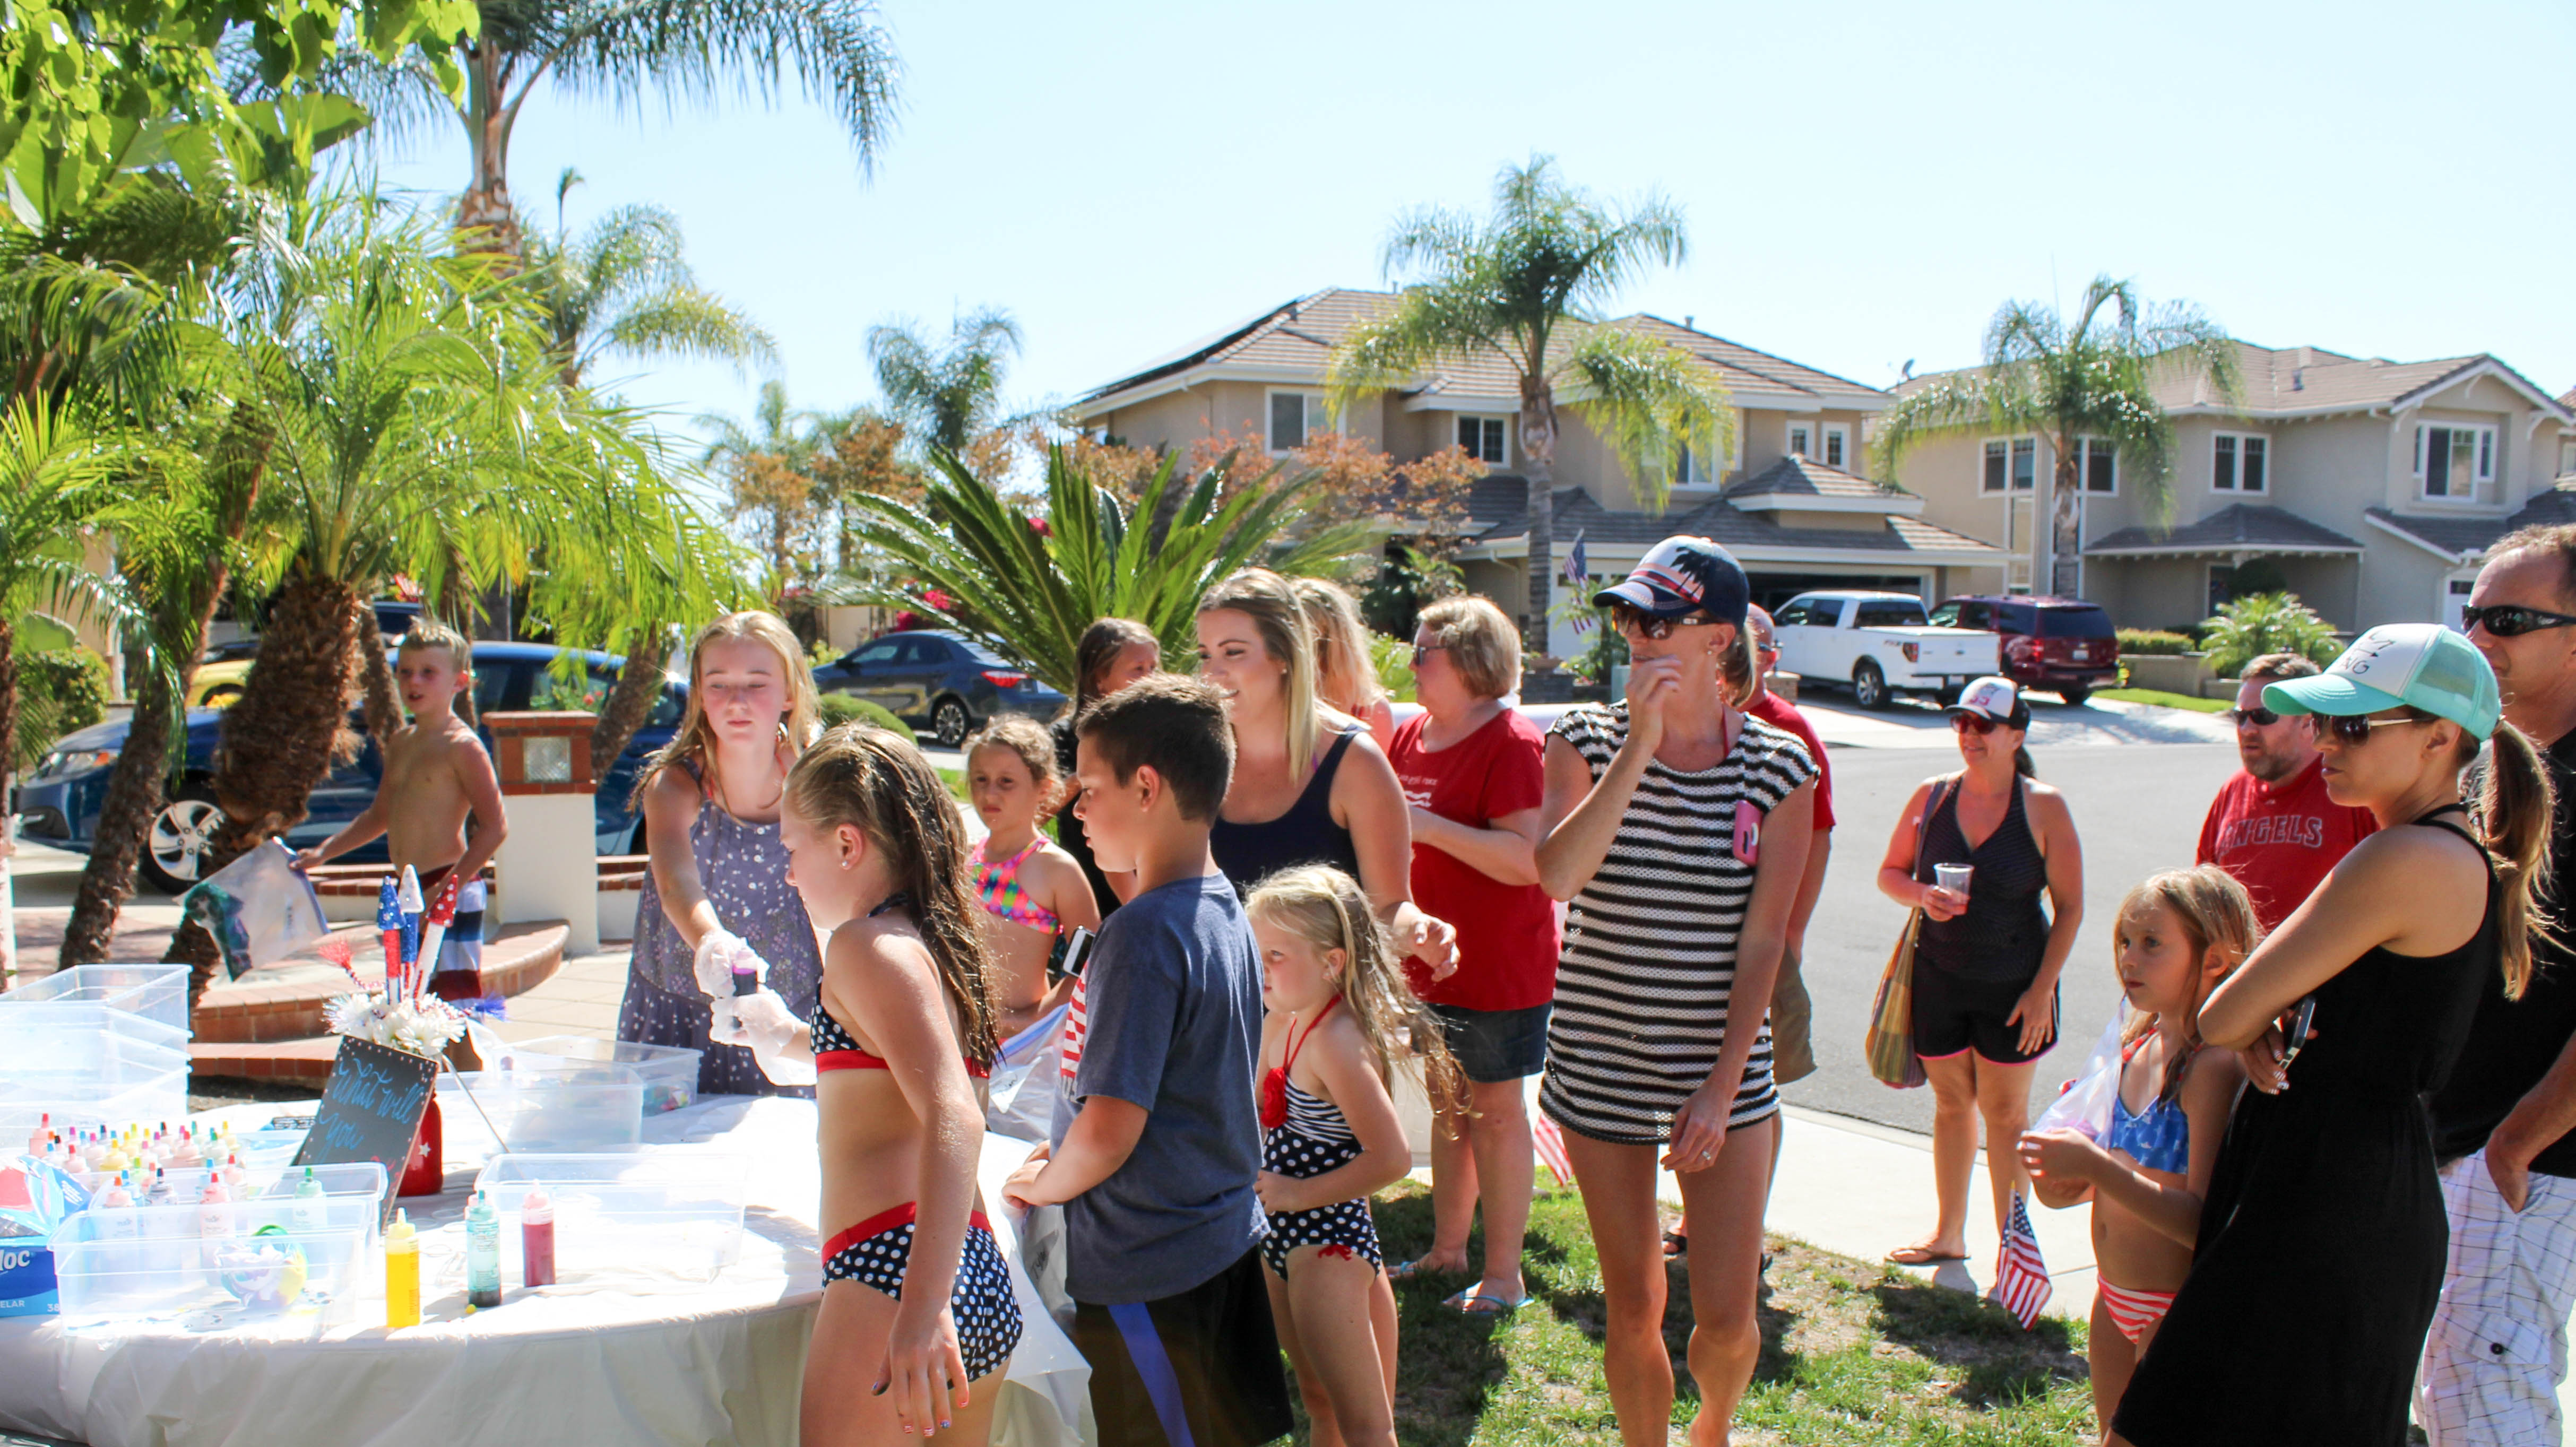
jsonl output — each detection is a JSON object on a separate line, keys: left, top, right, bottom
{"left": 1884, "top": 1244, "right": 1969, "bottom": 1266}
{"left": 1387, "top": 1257, "right": 1460, "bottom": 1283}
{"left": 1662, "top": 1230, "right": 1687, "bottom": 1258}
{"left": 1443, "top": 1287, "right": 1531, "bottom": 1315}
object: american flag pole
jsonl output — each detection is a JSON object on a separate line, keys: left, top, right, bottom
{"left": 1989, "top": 1189, "right": 2054, "bottom": 1330}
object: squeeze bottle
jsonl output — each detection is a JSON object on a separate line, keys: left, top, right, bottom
{"left": 291, "top": 1166, "right": 327, "bottom": 1232}
{"left": 197, "top": 1174, "right": 232, "bottom": 1237}
{"left": 96, "top": 1173, "right": 136, "bottom": 1238}
{"left": 25, "top": 1112, "right": 48, "bottom": 1157}
{"left": 520, "top": 1187, "right": 556, "bottom": 1288}
{"left": 384, "top": 1211, "right": 420, "bottom": 1328}
{"left": 465, "top": 1189, "right": 502, "bottom": 1308}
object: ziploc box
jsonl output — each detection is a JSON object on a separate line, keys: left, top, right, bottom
{"left": 0, "top": 1236, "right": 54, "bottom": 1316}
{"left": 0, "top": 1154, "right": 90, "bottom": 1316}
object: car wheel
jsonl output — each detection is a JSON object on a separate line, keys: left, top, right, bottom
{"left": 141, "top": 786, "right": 227, "bottom": 895}
{"left": 1852, "top": 660, "right": 1889, "bottom": 710}
{"left": 2057, "top": 683, "right": 2093, "bottom": 707}
{"left": 931, "top": 697, "right": 972, "bottom": 748}
{"left": 201, "top": 684, "right": 244, "bottom": 708}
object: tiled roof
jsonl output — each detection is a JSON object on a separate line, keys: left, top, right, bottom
{"left": 2365, "top": 485, "right": 2576, "bottom": 561}
{"left": 1466, "top": 480, "right": 2000, "bottom": 557}
{"left": 2084, "top": 504, "right": 2365, "bottom": 557}
{"left": 1078, "top": 290, "right": 1887, "bottom": 412}
{"left": 1899, "top": 341, "right": 2565, "bottom": 421}
{"left": 1723, "top": 454, "right": 1906, "bottom": 502}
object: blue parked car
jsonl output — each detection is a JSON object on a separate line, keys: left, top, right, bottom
{"left": 12, "top": 643, "right": 685, "bottom": 894}
{"left": 810, "top": 630, "right": 1067, "bottom": 747}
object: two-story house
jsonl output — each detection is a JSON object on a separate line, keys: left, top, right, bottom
{"left": 1886, "top": 343, "right": 2574, "bottom": 633}
{"left": 1073, "top": 289, "right": 2004, "bottom": 656}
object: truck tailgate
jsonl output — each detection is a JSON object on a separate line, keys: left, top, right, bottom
{"left": 1916, "top": 630, "right": 2000, "bottom": 674}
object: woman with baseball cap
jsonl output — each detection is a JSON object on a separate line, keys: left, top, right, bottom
{"left": 1534, "top": 536, "right": 1819, "bottom": 1446}
{"left": 1878, "top": 675, "right": 2086, "bottom": 1269}
{"left": 2111, "top": 624, "right": 2551, "bottom": 1447}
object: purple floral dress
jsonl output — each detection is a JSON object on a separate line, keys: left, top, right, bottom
{"left": 616, "top": 767, "right": 823, "bottom": 1097}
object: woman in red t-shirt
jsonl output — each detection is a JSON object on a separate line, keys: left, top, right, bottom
{"left": 1382, "top": 595, "right": 1562, "bottom": 1313}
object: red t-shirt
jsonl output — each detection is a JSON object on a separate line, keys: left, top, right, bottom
{"left": 1743, "top": 690, "right": 1834, "bottom": 830}
{"left": 2196, "top": 755, "right": 2380, "bottom": 931}
{"left": 1387, "top": 708, "right": 1561, "bottom": 1011}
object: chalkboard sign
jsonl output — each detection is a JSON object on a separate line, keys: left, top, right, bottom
{"left": 293, "top": 1037, "right": 441, "bottom": 1225}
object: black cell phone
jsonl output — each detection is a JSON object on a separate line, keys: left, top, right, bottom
{"left": 1048, "top": 927, "right": 1096, "bottom": 985}
{"left": 2276, "top": 995, "right": 2319, "bottom": 1071}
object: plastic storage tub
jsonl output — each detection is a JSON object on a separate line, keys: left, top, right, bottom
{"left": 473, "top": 1153, "right": 748, "bottom": 1285}
{"left": 49, "top": 1211, "right": 370, "bottom": 1322}
{"left": 0, "top": 1007, "right": 191, "bottom": 1137}
{"left": 437, "top": 1069, "right": 644, "bottom": 1154}
{"left": 1, "top": 965, "right": 191, "bottom": 1035}
{"left": 496, "top": 1036, "right": 701, "bottom": 1115}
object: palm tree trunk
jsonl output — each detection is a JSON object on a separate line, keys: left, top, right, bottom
{"left": 358, "top": 599, "right": 404, "bottom": 751}
{"left": 456, "top": 45, "right": 525, "bottom": 263}
{"left": 591, "top": 623, "right": 670, "bottom": 775}
{"left": 1520, "top": 376, "right": 1560, "bottom": 646}
{"left": 2048, "top": 433, "right": 2083, "bottom": 597}
{"left": 57, "top": 642, "right": 191, "bottom": 967}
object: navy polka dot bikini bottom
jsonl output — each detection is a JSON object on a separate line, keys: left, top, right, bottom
{"left": 822, "top": 1202, "right": 1024, "bottom": 1381}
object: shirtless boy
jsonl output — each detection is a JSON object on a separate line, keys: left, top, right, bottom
{"left": 292, "top": 621, "right": 508, "bottom": 999}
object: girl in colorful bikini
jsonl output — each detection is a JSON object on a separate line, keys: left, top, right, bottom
{"left": 744, "top": 724, "right": 1024, "bottom": 1445}
{"left": 2019, "top": 865, "right": 2256, "bottom": 1437}
{"left": 961, "top": 720, "right": 1101, "bottom": 1039}
{"left": 1246, "top": 865, "right": 1463, "bottom": 1447}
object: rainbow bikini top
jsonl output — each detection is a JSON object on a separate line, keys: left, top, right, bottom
{"left": 971, "top": 836, "right": 1060, "bottom": 935}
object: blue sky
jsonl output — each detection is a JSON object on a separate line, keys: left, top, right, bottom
{"left": 362, "top": 0, "right": 2576, "bottom": 456}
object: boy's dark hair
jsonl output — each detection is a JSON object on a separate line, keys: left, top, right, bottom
{"left": 1077, "top": 673, "right": 1233, "bottom": 821}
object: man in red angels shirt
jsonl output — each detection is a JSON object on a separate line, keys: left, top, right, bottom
{"left": 2195, "top": 651, "right": 2379, "bottom": 930}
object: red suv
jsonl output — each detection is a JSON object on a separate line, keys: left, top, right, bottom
{"left": 1926, "top": 595, "right": 2121, "bottom": 705}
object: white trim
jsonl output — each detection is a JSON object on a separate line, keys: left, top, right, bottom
{"left": 1787, "top": 421, "right": 1813, "bottom": 458}
{"left": 2211, "top": 431, "right": 2269, "bottom": 494}
{"left": 2076, "top": 435, "right": 2119, "bottom": 497}
{"left": 2413, "top": 421, "right": 2500, "bottom": 506}
{"left": 1263, "top": 387, "right": 1332, "bottom": 454}
{"left": 1452, "top": 413, "right": 1512, "bottom": 466}
{"left": 2363, "top": 510, "right": 2478, "bottom": 566}
{"left": 1399, "top": 387, "right": 1523, "bottom": 411}
{"left": 1074, "top": 363, "right": 1335, "bottom": 420}
{"left": 1819, "top": 423, "right": 1851, "bottom": 471}
{"left": 1726, "top": 492, "right": 1927, "bottom": 516}
{"left": 1457, "top": 535, "right": 2002, "bottom": 567}
{"left": 2085, "top": 540, "right": 2364, "bottom": 558}
{"left": 1980, "top": 435, "right": 2039, "bottom": 495}
{"left": 2390, "top": 357, "right": 2572, "bottom": 419}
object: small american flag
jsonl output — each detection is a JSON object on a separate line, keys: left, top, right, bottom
{"left": 1989, "top": 1190, "right": 2053, "bottom": 1330}
{"left": 1532, "top": 1114, "right": 1575, "bottom": 1188}
{"left": 1057, "top": 974, "right": 1088, "bottom": 1085}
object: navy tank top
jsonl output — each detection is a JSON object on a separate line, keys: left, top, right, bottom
{"left": 1212, "top": 727, "right": 1362, "bottom": 895}
{"left": 1914, "top": 776, "right": 2050, "bottom": 984}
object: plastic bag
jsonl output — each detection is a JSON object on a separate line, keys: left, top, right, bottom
{"left": 983, "top": 1003, "right": 1069, "bottom": 1143}
{"left": 2032, "top": 1006, "right": 2130, "bottom": 1141}
{"left": 180, "top": 839, "right": 330, "bottom": 980}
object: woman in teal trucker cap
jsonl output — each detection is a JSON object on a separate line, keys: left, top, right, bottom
{"left": 2109, "top": 624, "right": 2553, "bottom": 1446}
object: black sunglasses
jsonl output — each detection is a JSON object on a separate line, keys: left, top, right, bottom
{"left": 1608, "top": 601, "right": 1718, "bottom": 639}
{"left": 2460, "top": 604, "right": 2576, "bottom": 638}
{"left": 1950, "top": 714, "right": 2000, "bottom": 736}
{"left": 2322, "top": 713, "right": 2422, "bottom": 744}
{"left": 2222, "top": 707, "right": 2281, "bottom": 728}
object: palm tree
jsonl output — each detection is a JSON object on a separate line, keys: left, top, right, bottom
{"left": 528, "top": 169, "right": 777, "bottom": 388}
{"left": 1329, "top": 155, "right": 1733, "bottom": 628}
{"left": 866, "top": 308, "right": 1021, "bottom": 458}
{"left": 1872, "top": 275, "right": 2242, "bottom": 597}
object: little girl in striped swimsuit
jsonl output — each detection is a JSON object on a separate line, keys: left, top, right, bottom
{"left": 1246, "top": 866, "right": 1465, "bottom": 1447}
{"left": 2019, "top": 867, "right": 2258, "bottom": 1436}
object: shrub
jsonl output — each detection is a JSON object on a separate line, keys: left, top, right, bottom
{"left": 2116, "top": 629, "right": 2195, "bottom": 656}
{"left": 15, "top": 647, "right": 112, "bottom": 773}
{"left": 815, "top": 690, "right": 917, "bottom": 744}
{"left": 1368, "top": 631, "right": 1416, "bottom": 703}
{"left": 2199, "top": 593, "right": 2342, "bottom": 678}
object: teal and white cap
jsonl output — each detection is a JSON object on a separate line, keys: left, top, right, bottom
{"left": 2262, "top": 624, "right": 2502, "bottom": 741}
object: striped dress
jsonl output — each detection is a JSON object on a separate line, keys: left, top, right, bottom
{"left": 1539, "top": 703, "right": 1816, "bottom": 1146}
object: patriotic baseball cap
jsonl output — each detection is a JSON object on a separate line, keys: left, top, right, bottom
{"left": 1592, "top": 536, "right": 1750, "bottom": 624}
{"left": 2263, "top": 624, "right": 2501, "bottom": 741}
{"left": 1946, "top": 675, "right": 2030, "bottom": 729}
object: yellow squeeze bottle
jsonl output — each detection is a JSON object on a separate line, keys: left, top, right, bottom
{"left": 385, "top": 1210, "right": 420, "bottom": 1329}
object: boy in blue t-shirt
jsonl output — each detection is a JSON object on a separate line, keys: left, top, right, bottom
{"left": 1004, "top": 675, "right": 1291, "bottom": 1447}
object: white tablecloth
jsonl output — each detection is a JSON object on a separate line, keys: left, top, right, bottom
{"left": 0, "top": 1096, "right": 1089, "bottom": 1447}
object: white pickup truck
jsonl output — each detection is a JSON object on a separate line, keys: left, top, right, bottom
{"left": 1771, "top": 591, "right": 2001, "bottom": 709}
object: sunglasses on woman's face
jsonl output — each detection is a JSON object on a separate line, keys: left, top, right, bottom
{"left": 2460, "top": 604, "right": 2576, "bottom": 638}
{"left": 2321, "top": 712, "right": 2421, "bottom": 744}
{"left": 1609, "top": 601, "right": 1718, "bottom": 639}
{"left": 1950, "top": 714, "right": 2001, "bottom": 737}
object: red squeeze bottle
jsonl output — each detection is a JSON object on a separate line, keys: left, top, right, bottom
{"left": 399, "top": 1096, "right": 444, "bottom": 1197}
{"left": 521, "top": 1186, "right": 556, "bottom": 1288}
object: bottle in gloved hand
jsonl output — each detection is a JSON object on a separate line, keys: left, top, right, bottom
{"left": 465, "top": 1189, "right": 502, "bottom": 1308}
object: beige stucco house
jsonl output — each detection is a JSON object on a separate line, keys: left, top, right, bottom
{"left": 1885, "top": 343, "right": 2575, "bottom": 633}
{"left": 1071, "top": 289, "right": 2003, "bottom": 656}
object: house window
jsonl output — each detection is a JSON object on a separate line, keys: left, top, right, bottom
{"left": 2416, "top": 423, "right": 2497, "bottom": 501}
{"left": 1268, "top": 392, "right": 1329, "bottom": 453}
{"left": 2559, "top": 439, "right": 2575, "bottom": 478}
{"left": 2214, "top": 432, "right": 2267, "bottom": 492}
{"left": 1675, "top": 442, "right": 1720, "bottom": 486}
{"left": 1456, "top": 415, "right": 1508, "bottom": 464}
{"left": 1787, "top": 424, "right": 1811, "bottom": 457}
{"left": 1982, "top": 437, "right": 2037, "bottom": 493}
{"left": 2209, "top": 564, "right": 2237, "bottom": 615}
{"left": 1821, "top": 425, "right": 1848, "bottom": 469}
{"left": 2078, "top": 437, "right": 2117, "bottom": 495}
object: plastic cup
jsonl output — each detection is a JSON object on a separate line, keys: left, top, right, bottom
{"left": 1934, "top": 863, "right": 1975, "bottom": 895}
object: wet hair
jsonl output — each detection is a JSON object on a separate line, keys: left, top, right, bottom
{"left": 786, "top": 724, "right": 999, "bottom": 1064}
{"left": 1292, "top": 577, "right": 1386, "bottom": 718}
{"left": 1072, "top": 617, "right": 1158, "bottom": 714}
{"left": 2116, "top": 867, "right": 2262, "bottom": 1102}
{"left": 2240, "top": 653, "right": 2321, "bottom": 683}
{"left": 641, "top": 611, "right": 823, "bottom": 808}
{"left": 1076, "top": 673, "right": 1234, "bottom": 821}
{"left": 1416, "top": 595, "right": 1519, "bottom": 701}
{"left": 1199, "top": 568, "right": 1322, "bottom": 779}
{"left": 1246, "top": 865, "right": 1464, "bottom": 1120}
{"left": 963, "top": 716, "right": 1064, "bottom": 815}
{"left": 395, "top": 619, "right": 470, "bottom": 671}
{"left": 2493, "top": 522, "right": 2576, "bottom": 610}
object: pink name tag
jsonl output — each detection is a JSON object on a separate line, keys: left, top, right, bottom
{"left": 1732, "top": 801, "right": 1762, "bottom": 865}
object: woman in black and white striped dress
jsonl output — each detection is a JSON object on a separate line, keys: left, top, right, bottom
{"left": 1537, "top": 538, "right": 1817, "bottom": 1447}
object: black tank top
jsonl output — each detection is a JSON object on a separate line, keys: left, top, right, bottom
{"left": 1914, "top": 776, "right": 2051, "bottom": 984}
{"left": 1212, "top": 727, "right": 1363, "bottom": 896}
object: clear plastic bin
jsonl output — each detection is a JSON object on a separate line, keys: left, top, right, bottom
{"left": 473, "top": 1153, "right": 748, "bottom": 1285}
{"left": 0, "top": 1010, "right": 191, "bottom": 1137}
{"left": 437, "top": 1069, "right": 644, "bottom": 1154}
{"left": 49, "top": 1211, "right": 370, "bottom": 1322}
{"left": 496, "top": 1036, "right": 701, "bottom": 1115}
{"left": 1, "top": 964, "right": 192, "bottom": 1035}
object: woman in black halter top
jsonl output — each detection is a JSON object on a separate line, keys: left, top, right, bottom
{"left": 1196, "top": 569, "right": 1456, "bottom": 978}
{"left": 2110, "top": 625, "right": 2552, "bottom": 1447}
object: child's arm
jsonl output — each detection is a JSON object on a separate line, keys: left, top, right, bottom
{"left": 1255, "top": 1018, "right": 1411, "bottom": 1216}
{"left": 292, "top": 794, "right": 391, "bottom": 871}
{"left": 1031, "top": 848, "right": 1101, "bottom": 1020}
{"left": 445, "top": 732, "right": 509, "bottom": 888}
{"left": 1003, "top": 1098, "right": 1147, "bottom": 1209}
{"left": 638, "top": 767, "right": 727, "bottom": 951}
{"left": 2020, "top": 1053, "right": 2241, "bottom": 1247}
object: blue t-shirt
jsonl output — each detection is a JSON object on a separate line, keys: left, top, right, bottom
{"left": 1051, "top": 871, "right": 1267, "bottom": 1304}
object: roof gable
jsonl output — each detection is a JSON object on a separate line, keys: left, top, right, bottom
{"left": 1900, "top": 340, "right": 2570, "bottom": 422}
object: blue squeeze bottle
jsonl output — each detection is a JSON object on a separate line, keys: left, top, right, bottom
{"left": 465, "top": 1188, "right": 502, "bottom": 1308}
{"left": 291, "top": 1166, "right": 327, "bottom": 1232}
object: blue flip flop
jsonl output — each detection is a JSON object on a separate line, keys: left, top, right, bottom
{"left": 1443, "top": 1286, "right": 1531, "bottom": 1314}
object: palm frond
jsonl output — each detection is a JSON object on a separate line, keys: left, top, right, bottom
{"left": 1554, "top": 324, "right": 1733, "bottom": 515}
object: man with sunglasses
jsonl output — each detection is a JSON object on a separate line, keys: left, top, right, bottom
{"left": 2422, "top": 525, "right": 2576, "bottom": 1446}
{"left": 2194, "top": 653, "right": 2380, "bottom": 931}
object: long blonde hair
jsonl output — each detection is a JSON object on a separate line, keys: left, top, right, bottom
{"left": 1199, "top": 568, "right": 1322, "bottom": 781}
{"left": 786, "top": 724, "right": 1000, "bottom": 1064}
{"left": 2116, "top": 866, "right": 2262, "bottom": 1101}
{"left": 1247, "top": 865, "right": 1465, "bottom": 1121}
{"left": 641, "top": 611, "right": 823, "bottom": 808}
{"left": 1292, "top": 577, "right": 1385, "bottom": 718}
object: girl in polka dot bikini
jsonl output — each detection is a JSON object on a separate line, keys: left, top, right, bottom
{"left": 1247, "top": 865, "right": 1464, "bottom": 1447}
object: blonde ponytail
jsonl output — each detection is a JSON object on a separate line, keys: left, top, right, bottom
{"left": 2474, "top": 721, "right": 2560, "bottom": 1000}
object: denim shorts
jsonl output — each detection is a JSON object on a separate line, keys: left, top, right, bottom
{"left": 1429, "top": 1002, "right": 1552, "bottom": 1084}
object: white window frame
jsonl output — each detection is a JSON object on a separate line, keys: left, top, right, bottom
{"left": 1265, "top": 389, "right": 1330, "bottom": 454}
{"left": 1787, "top": 422, "right": 1812, "bottom": 458}
{"left": 2414, "top": 422, "right": 2498, "bottom": 505}
{"left": 1674, "top": 439, "right": 1723, "bottom": 487}
{"left": 1454, "top": 413, "right": 1510, "bottom": 466}
{"left": 1819, "top": 424, "right": 1849, "bottom": 470}
{"left": 2076, "top": 435, "right": 2119, "bottom": 496}
{"left": 2558, "top": 437, "right": 2576, "bottom": 479}
{"left": 2212, "top": 431, "right": 2268, "bottom": 494}
{"left": 1980, "top": 435, "right": 2040, "bottom": 495}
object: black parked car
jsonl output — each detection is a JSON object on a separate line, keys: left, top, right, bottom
{"left": 12, "top": 643, "right": 685, "bottom": 894}
{"left": 810, "top": 630, "right": 1068, "bottom": 747}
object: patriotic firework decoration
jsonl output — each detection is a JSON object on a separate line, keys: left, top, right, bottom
{"left": 1989, "top": 1190, "right": 2053, "bottom": 1330}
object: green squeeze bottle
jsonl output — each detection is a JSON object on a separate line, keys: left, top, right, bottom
{"left": 465, "top": 1189, "right": 502, "bottom": 1309}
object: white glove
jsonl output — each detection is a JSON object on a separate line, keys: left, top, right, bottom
{"left": 734, "top": 987, "right": 817, "bottom": 1087}
{"left": 692, "top": 929, "right": 749, "bottom": 999}
{"left": 705, "top": 997, "right": 749, "bottom": 1047}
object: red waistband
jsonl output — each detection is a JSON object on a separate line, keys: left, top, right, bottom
{"left": 817, "top": 1048, "right": 991, "bottom": 1079}
{"left": 823, "top": 1202, "right": 995, "bottom": 1261}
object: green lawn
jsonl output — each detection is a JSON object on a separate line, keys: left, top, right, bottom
{"left": 2092, "top": 687, "right": 2229, "bottom": 714}
{"left": 1362, "top": 1182, "right": 2095, "bottom": 1445}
